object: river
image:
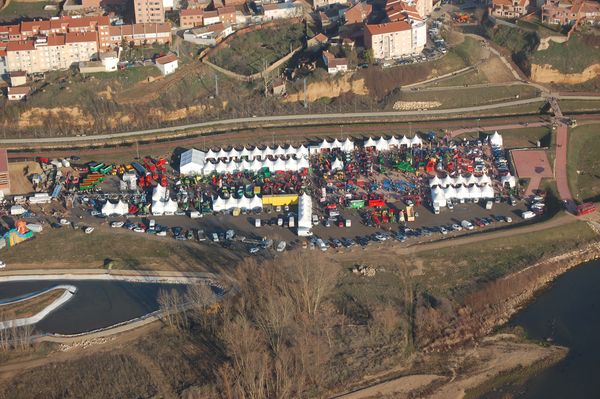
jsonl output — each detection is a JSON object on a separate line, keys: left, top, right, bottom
{"left": 0, "top": 280, "right": 189, "bottom": 335}
{"left": 482, "top": 259, "right": 600, "bottom": 399}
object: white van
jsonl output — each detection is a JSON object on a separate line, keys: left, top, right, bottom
{"left": 461, "top": 220, "right": 474, "bottom": 230}
{"left": 522, "top": 210, "right": 536, "bottom": 219}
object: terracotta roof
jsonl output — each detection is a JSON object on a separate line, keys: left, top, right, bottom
{"left": 203, "top": 10, "right": 218, "bottom": 17}
{"left": 10, "top": 70, "right": 27, "bottom": 77}
{"left": 6, "top": 41, "right": 35, "bottom": 51}
{"left": 323, "top": 50, "right": 347, "bottom": 67}
{"left": 313, "top": 32, "right": 328, "bottom": 43}
{"left": 218, "top": 6, "right": 235, "bottom": 13}
{"left": 65, "top": 31, "right": 97, "bottom": 43}
{"left": 181, "top": 8, "right": 204, "bottom": 16}
{"left": 365, "top": 20, "right": 411, "bottom": 35}
{"left": 20, "top": 20, "right": 51, "bottom": 32}
{"left": 8, "top": 86, "right": 30, "bottom": 95}
{"left": 109, "top": 23, "right": 171, "bottom": 36}
{"left": 155, "top": 53, "right": 177, "bottom": 64}
{"left": 46, "top": 35, "right": 66, "bottom": 46}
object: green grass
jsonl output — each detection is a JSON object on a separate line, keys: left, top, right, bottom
{"left": 210, "top": 23, "right": 304, "bottom": 76}
{"left": 455, "top": 126, "right": 552, "bottom": 148}
{"left": 415, "top": 221, "right": 597, "bottom": 298}
{"left": 532, "top": 33, "right": 600, "bottom": 74}
{"left": 392, "top": 85, "right": 539, "bottom": 110}
{"left": 431, "top": 69, "right": 490, "bottom": 87}
{"left": 558, "top": 99, "right": 600, "bottom": 114}
{"left": 0, "top": 0, "right": 58, "bottom": 21}
{"left": 567, "top": 123, "right": 600, "bottom": 202}
{"left": 516, "top": 19, "right": 563, "bottom": 39}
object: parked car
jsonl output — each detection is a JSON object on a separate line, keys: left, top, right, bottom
{"left": 461, "top": 220, "right": 474, "bottom": 230}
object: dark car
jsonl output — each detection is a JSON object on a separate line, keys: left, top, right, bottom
{"left": 172, "top": 226, "right": 183, "bottom": 236}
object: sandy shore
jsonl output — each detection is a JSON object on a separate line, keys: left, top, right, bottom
{"left": 332, "top": 334, "right": 567, "bottom": 399}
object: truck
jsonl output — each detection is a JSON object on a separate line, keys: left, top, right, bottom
{"left": 188, "top": 211, "right": 202, "bottom": 219}
{"left": 522, "top": 210, "right": 536, "bottom": 219}
{"left": 345, "top": 219, "right": 352, "bottom": 228}
{"left": 405, "top": 205, "right": 415, "bottom": 222}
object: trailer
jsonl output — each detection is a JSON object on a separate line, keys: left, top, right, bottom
{"left": 576, "top": 203, "right": 596, "bottom": 216}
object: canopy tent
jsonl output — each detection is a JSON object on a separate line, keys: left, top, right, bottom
{"left": 429, "top": 175, "right": 442, "bottom": 187}
{"left": 399, "top": 136, "right": 411, "bottom": 146}
{"left": 440, "top": 175, "right": 453, "bottom": 188}
{"left": 179, "top": 149, "right": 207, "bottom": 175}
{"left": 318, "top": 139, "right": 332, "bottom": 150}
{"left": 453, "top": 175, "right": 467, "bottom": 187}
{"left": 375, "top": 137, "right": 389, "bottom": 151}
{"left": 152, "top": 200, "right": 165, "bottom": 215}
{"left": 456, "top": 185, "right": 470, "bottom": 200}
{"left": 297, "top": 145, "right": 309, "bottom": 158}
{"left": 481, "top": 185, "right": 495, "bottom": 199}
{"left": 341, "top": 138, "right": 355, "bottom": 152}
{"left": 331, "top": 158, "right": 344, "bottom": 172}
{"left": 410, "top": 135, "right": 423, "bottom": 146}
{"left": 240, "top": 147, "right": 252, "bottom": 158}
{"left": 331, "top": 139, "right": 343, "bottom": 149}
{"left": 465, "top": 174, "right": 478, "bottom": 186}
{"left": 152, "top": 185, "right": 168, "bottom": 202}
{"left": 297, "top": 193, "right": 313, "bottom": 236}
{"left": 443, "top": 186, "right": 458, "bottom": 199}
{"left": 212, "top": 195, "right": 263, "bottom": 212}
{"left": 205, "top": 149, "right": 217, "bottom": 160}
{"left": 468, "top": 185, "right": 482, "bottom": 199}
{"left": 388, "top": 136, "right": 400, "bottom": 147}
{"left": 490, "top": 131, "right": 503, "bottom": 147}
{"left": 477, "top": 174, "right": 492, "bottom": 186}
{"left": 501, "top": 174, "right": 516, "bottom": 188}
{"left": 431, "top": 187, "right": 447, "bottom": 208}
{"left": 364, "top": 137, "right": 376, "bottom": 148}
{"left": 250, "top": 147, "right": 264, "bottom": 160}
{"left": 163, "top": 199, "right": 178, "bottom": 215}
{"left": 102, "top": 200, "right": 129, "bottom": 216}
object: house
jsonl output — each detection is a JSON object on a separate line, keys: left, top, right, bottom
{"left": 542, "top": 0, "right": 600, "bottom": 25}
{"left": 344, "top": 1, "right": 372, "bottom": 25}
{"left": 385, "top": 0, "right": 432, "bottom": 19}
{"left": 272, "top": 77, "right": 287, "bottom": 96}
{"left": 263, "top": 2, "right": 302, "bottom": 20}
{"left": 489, "top": 0, "right": 530, "bottom": 18}
{"left": 180, "top": 8, "right": 204, "bottom": 28}
{"left": 78, "top": 51, "right": 119, "bottom": 73}
{"left": 308, "top": 32, "right": 329, "bottom": 48}
{"left": 183, "top": 22, "right": 234, "bottom": 45}
{"left": 155, "top": 53, "right": 178, "bottom": 75}
{"left": 7, "top": 86, "right": 30, "bottom": 100}
{"left": 322, "top": 50, "right": 348, "bottom": 74}
{"left": 311, "top": 0, "right": 348, "bottom": 11}
{"left": 364, "top": 18, "right": 426, "bottom": 60}
{"left": 9, "top": 70, "right": 27, "bottom": 86}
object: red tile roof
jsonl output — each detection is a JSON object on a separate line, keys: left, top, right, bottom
{"left": 181, "top": 8, "right": 204, "bottom": 16}
{"left": 8, "top": 86, "right": 30, "bottom": 96}
{"left": 6, "top": 41, "right": 35, "bottom": 51}
{"left": 65, "top": 31, "right": 97, "bottom": 43}
{"left": 155, "top": 53, "right": 177, "bottom": 64}
{"left": 0, "top": 149, "right": 8, "bottom": 173}
{"left": 365, "top": 20, "right": 411, "bottom": 35}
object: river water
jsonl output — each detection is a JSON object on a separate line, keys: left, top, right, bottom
{"left": 483, "top": 259, "right": 600, "bottom": 399}
{"left": 0, "top": 280, "right": 189, "bottom": 334}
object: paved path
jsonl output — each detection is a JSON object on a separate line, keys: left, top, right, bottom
{"left": 547, "top": 98, "right": 575, "bottom": 211}
{"left": 449, "top": 121, "right": 548, "bottom": 137}
{"left": 0, "top": 97, "right": 547, "bottom": 146}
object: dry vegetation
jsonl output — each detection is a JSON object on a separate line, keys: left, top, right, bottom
{"left": 0, "top": 289, "right": 64, "bottom": 319}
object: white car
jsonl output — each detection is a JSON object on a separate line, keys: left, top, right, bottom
{"left": 249, "top": 247, "right": 259, "bottom": 254}
{"left": 111, "top": 221, "right": 124, "bottom": 228}
{"left": 59, "top": 218, "right": 71, "bottom": 225}
{"left": 451, "top": 223, "right": 462, "bottom": 231}
{"left": 0, "top": 260, "right": 5, "bottom": 269}
{"left": 133, "top": 226, "right": 146, "bottom": 233}
{"left": 439, "top": 226, "right": 448, "bottom": 235}
{"left": 156, "top": 230, "right": 167, "bottom": 236}
{"left": 84, "top": 227, "right": 94, "bottom": 234}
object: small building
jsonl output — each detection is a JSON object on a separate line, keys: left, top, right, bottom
{"left": 489, "top": 0, "right": 530, "bottom": 19}
{"left": 155, "top": 54, "right": 179, "bottom": 75}
{"left": 272, "top": 77, "right": 287, "bottom": 96}
{"left": 183, "top": 23, "right": 234, "bottom": 46}
{"left": 0, "top": 149, "right": 10, "bottom": 195}
{"left": 7, "top": 86, "right": 30, "bottom": 101}
{"left": 322, "top": 50, "right": 348, "bottom": 74}
{"left": 9, "top": 71, "right": 27, "bottom": 87}
{"left": 263, "top": 2, "right": 302, "bottom": 20}
{"left": 78, "top": 52, "right": 119, "bottom": 73}
{"left": 344, "top": 1, "right": 372, "bottom": 25}
{"left": 180, "top": 8, "right": 204, "bottom": 28}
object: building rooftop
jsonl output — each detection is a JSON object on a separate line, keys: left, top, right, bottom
{"left": 155, "top": 53, "right": 178, "bottom": 65}
{"left": 8, "top": 86, "right": 30, "bottom": 95}
{"left": 365, "top": 20, "right": 411, "bottom": 35}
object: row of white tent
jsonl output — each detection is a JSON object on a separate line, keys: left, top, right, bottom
{"left": 197, "top": 157, "right": 311, "bottom": 175}
{"left": 430, "top": 174, "right": 493, "bottom": 188}
{"left": 431, "top": 185, "right": 495, "bottom": 208}
{"left": 205, "top": 145, "right": 310, "bottom": 161}
{"left": 310, "top": 138, "right": 355, "bottom": 153}
{"left": 101, "top": 200, "right": 129, "bottom": 216}
{"left": 364, "top": 135, "right": 423, "bottom": 151}
{"left": 212, "top": 196, "right": 263, "bottom": 212}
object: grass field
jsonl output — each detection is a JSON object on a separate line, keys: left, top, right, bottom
{"left": 0, "top": 227, "right": 243, "bottom": 273}
{"left": 210, "top": 23, "right": 304, "bottom": 75}
{"left": 391, "top": 85, "right": 540, "bottom": 110}
{"left": 567, "top": 123, "right": 600, "bottom": 202}
{"left": 532, "top": 32, "right": 600, "bottom": 74}
{"left": 558, "top": 99, "right": 600, "bottom": 114}
{"left": 0, "top": 0, "right": 58, "bottom": 22}
{"left": 0, "top": 289, "right": 63, "bottom": 319}
{"left": 455, "top": 126, "right": 552, "bottom": 148}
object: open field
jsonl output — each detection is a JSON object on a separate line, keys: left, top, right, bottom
{"left": 0, "top": 289, "right": 63, "bottom": 319}
{"left": 0, "top": 0, "right": 58, "bottom": 22}
{"left": 455, "top": 126, "right": 552, "bottom": 148}
{"left": 209, "top": 22, "right": 304, "bottom": 75}
{"left": 558, "top": 99, "right": 600, "bottom": 114}
{"left": 390, "top": 85, "right": 539, "bottom": 110}
{"left": 0, "top": 227, "right": 244, "bottom": 274}
{"left": 531, "top": 32, "right": 600, "bottom": 74}
{"left": 567, "top": 123, "right": 600, "bottom": 202}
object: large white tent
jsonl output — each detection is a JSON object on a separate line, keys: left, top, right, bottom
{"left": 297, "top": 193, "right": 313, "bottom": 236}
{"left": 212, "top": 196, "right": 263, "bottom": 212}
{"left": 375, "top": 137, "right": 389, "bottom": 151}
{"left": 501, "top": 174, "right": 516, "bottom": 188}
{"left": 399, "top": 136, "right": 411, "bottom": 146}
{"left": 331, "top": 158, "right": 344, "bottom": 172}
{"left": 431, "top": 187, "right": 447, "bottom": 208}
{"left": 102, "top": 200, "right": 129, "bottom": 216}
{"left": 490, "top": 131, "right": 503, "bottom": 147}
{"left": 341, "top": 138, "right": 355, "bottom": 152}
{"left": 180, "top": 149, "right": 206, "bottom": 175}
{"left": 364, "top": 137, "right": 377, "bottom": 148}
{"left": 410, "top": 135, "right": 423, "bottom": 146}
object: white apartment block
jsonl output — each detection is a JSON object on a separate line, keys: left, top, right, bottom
{"left": 5, "top": 33, "right": 98, "bottom": 74}
{"left": 364, "top": 19, "right": 426, "bottom": 60}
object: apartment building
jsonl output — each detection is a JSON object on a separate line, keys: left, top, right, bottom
{"left": 5, "top": 32, "right": 98, "bottom": 74}
{"left": 386, "top": 0, "right": 432, "bottom": 20}
{"left": 364, "top": 18, "right": 426, "bottom": 59}
{"left": 489, "top": 0, "right": 530, "bottom": 18}
{"left": 180, "top": 8, "right": 205, "bottom": 28}
{"left": 135, "top": 0, "right": 166, "bottom": 23}
{"left": 542, "top": 0, "right": 600, "bottom": 25}
{"left": 106, "top": 23, "right": 171, "bottom": 49}
{"left": 344, "top": 1, "right": 372, "bottom": 25}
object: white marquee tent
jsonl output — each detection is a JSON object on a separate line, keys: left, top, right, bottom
{"left": 490, "top": 131, "right": 503, "bottom": 147}
{"left": 180, "top": 149, "right": 207, "bottom": 175}
{"left": 102, "top": 200, "right": 129, "bottom": 216}
{"left": 297, "top": 193, "right": 313, "bottom": 236}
